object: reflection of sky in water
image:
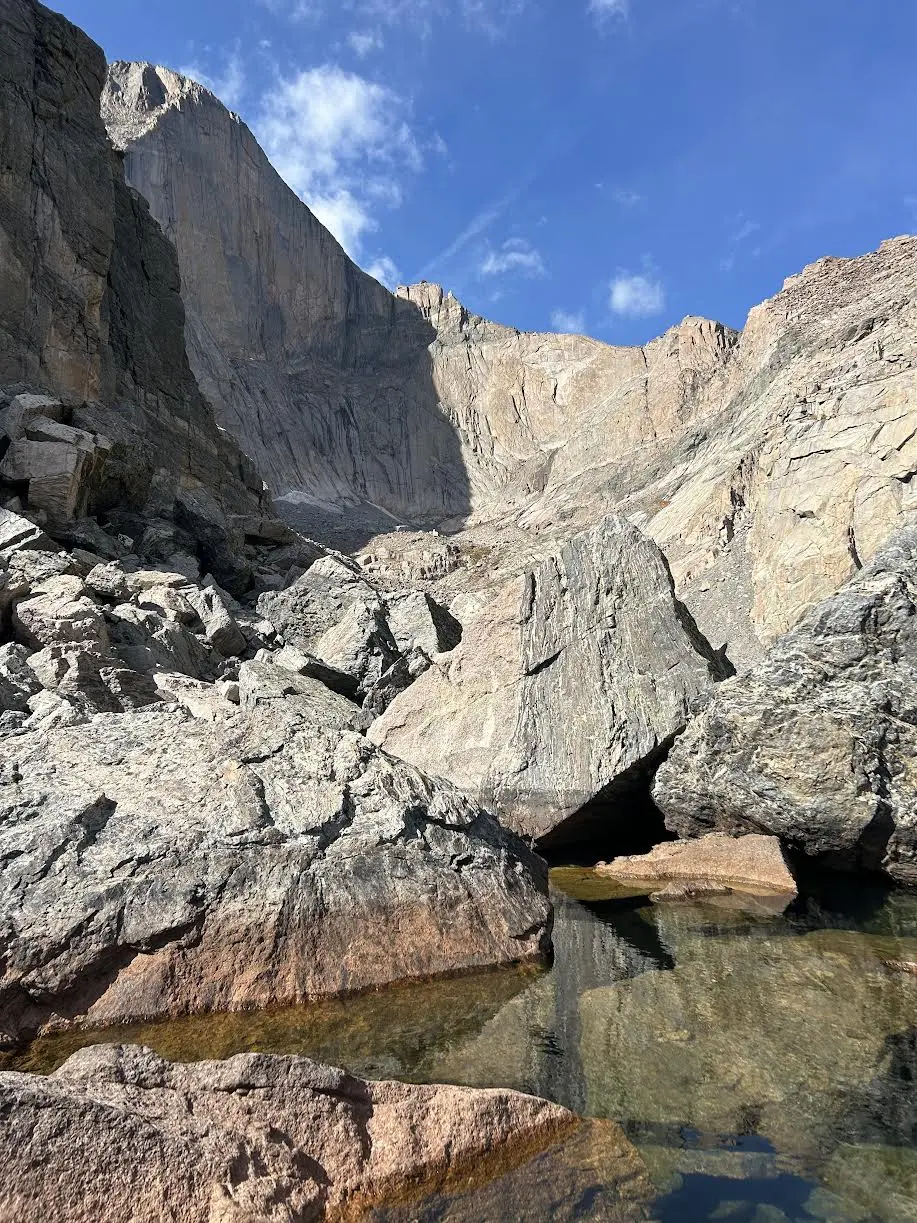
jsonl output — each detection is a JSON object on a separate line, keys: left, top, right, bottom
{"left": 9, "top": 869, "right": 917, "bottom": 1222}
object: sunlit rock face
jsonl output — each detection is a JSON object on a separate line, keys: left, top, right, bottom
{"left": 97, "top": 68, "right": 917, "bottom": 661}
{"left": 369, "top": 516, "right": 729, "bottom": 844}
{"left": 654, "top": 527, "right": 917, "bottom": 881}
{"left": 0, "top": 691, "right": 551, "bottom": 1045}
{"left": 0, "top": 1044, "right": 581, "bottom": 1223}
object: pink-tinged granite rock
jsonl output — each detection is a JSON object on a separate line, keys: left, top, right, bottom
{"left": 597, "top": 833, "right": 797, "bottom": 896}
{"left": 0, "top": 1044, "right": 581, "bottom": 1222}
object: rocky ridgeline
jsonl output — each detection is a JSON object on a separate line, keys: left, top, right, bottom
{"left": 104, "top": 61, "right": 917, "bottom": 670}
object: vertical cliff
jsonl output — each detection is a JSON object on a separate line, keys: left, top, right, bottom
{"left": 0, "top": 0, "right": 268, "bottom": 540}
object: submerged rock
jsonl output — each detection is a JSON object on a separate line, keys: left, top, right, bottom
{"left": 0, "top": 696, "right": 550, "bottom": 1044}
{"left": 0, "top": 1043, "right": 577, "bottom": 1222}
{"left": 653, "top": 526, "right": 917, "bottom": 881}
{"left": 596, "top": 833, "right": 797, "bottom": 897}
{"left": 370, "top": 517, "right": 728, "bottom": 844}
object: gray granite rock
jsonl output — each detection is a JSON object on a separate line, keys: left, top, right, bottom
{"left": 0, "top": 695, "right": 550, "bottom": 1043}
{"left": 370, "top": 517, "right": 729, "bottom": 844}
{"left": 0, "top": 0, "right": 277, "bottom": 589}
{"left": 652, "top": 527, "right": 917, "bottom": 881}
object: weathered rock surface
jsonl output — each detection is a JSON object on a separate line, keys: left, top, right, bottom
{"left": 100, "top": 60, "right": 917, "bottom": 659}
{"left": 0, "top": 1044, "right": 577, "bottom": 1222}
{"left": 102, "top": 62, "right": 468, "bottom": 521}
{"left": 0, "top": 0, "right": 275, "bottom": 591}
{"left": 370, "top": 517, "right": 729, "bottom": 844}
{"left": 0, "top": 687, "right": 550, "bottom": 1043}
{"left": 596, "top": 833, "right": 797, "bottom": 896}
{"left": 653, "top": 526, "right": 917, "bottom": 881}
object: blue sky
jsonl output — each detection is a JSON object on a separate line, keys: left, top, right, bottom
{"left": 57, "top": 0, "right": 917, "bottom": 344}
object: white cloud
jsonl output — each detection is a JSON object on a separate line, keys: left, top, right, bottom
{"left": 551, "top": 309, "right": 586, "bottom": 334}
{"left": 263, "top": 0, "right": 527, "bottom": 37}
{"left": 366, "top": 254, "right": 401, "bottom": 287}
{"left": 254, "top": 65, "right": 421, "bottom": 259}
{"left": 720, "top": 214, "right": 760, "bottom": 273}
{"left": 479, "top": 238, "right": 546, "bottom": 278}
{"left": 589, "top": 0, "right": 629, "bottom": 24}
{"left": 179, "top": 49, "right": 246, "bottom": 110}
{"left": 609, "top": 272, "right": 665, "bottom": 317}
{"left": 348, "top": 29, "right": 385, "bottom": 56}
{"left": 611, "top": 186, "right": 642, "bottom": 207}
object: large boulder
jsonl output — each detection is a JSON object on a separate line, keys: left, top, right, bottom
{"left": 0, "top": 1044, "right": 577, "bottom": 1222}
{"left": 0, "top": 689, "right": 550, "bottom": 1044}
{"left": 369, "top": 517, "right": 729, "bottom": 844}
{"left": 652, "top": 526, "right": 917, "bottom": 881}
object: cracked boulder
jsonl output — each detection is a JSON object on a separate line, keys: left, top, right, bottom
{"left": 652, "top": 526, "right": 917, "bottom": 882}
{"left": 369, "top": 517, "right": 729, "bottom": 844}
{"left": 0, "top": 685, "right": 551, "bottom": 1044}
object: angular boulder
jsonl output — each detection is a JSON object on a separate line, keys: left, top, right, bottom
{"left": 0, "top": 1044, "right": 577, "bottom": 1223}
{"left": 0, "top": 691, "right": 550, "bottom": 1043}
{"left": 369, "top": 517, "right": 729, "bottom": 844}
{"left": 652, "top": 527, "right": 917, "bottom": 881}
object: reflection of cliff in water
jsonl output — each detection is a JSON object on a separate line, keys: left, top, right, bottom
{"left": 428, "top": 889, "right": 671, "bottom": 1111}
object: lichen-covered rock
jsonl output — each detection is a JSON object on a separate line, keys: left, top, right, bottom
{"left": 370, "top": 517, "right": 729, "bottom": 844}
{"left": 0, "top": 1044, "right": 577, "bottom": 1222}
{"left": 0, "top": 694, "right": 551, "bottom": 1043}
{"left": 652, "top": 526, "right": 917, "bottom": 881}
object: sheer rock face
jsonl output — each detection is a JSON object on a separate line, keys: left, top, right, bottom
{"left": 0, "top": 1044, "right": 577, "bottom": 1222}
{"left": 0, "top": 692, "right": 550, "bottom": 1044}
{"left": 101, "top": 61, "right": 917, "bottom": 659}
{"left": 652, "top": 527, "right": 917, "bottom": 882}
{"left": 0, "top": 2, "right": 268, "bottom": 571}
{"left": 101, "top": 62, "right": 469, "bottom": 521}
{"left": 369, "top": 517, "right": 729, "bottom": 844}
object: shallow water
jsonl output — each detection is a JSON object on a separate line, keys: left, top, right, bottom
{"left": 8, "top": 868, "right": 917, "bottom": 1222}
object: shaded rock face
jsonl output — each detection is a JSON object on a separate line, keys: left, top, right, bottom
{"left": 0, "top": 2, "right": 270, "bottom": 590}
{"left": 653, "top": 527, "right": 917, "bottom": 881}
{"left": 0, "top": 1044, "right": 577, "bottom": 1222}
{"left": 370, "top": 517, "right": 728, "bottom": 845}
{"left": 0, "top": 688, "right": 550, "bottom": 1043}
{"left": 101, "top": 63, "right": 471, "bottom": 524}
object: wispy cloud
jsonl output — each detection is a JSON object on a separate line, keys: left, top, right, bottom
{"left": 262, "top": 0, "right": 528, "bottom": 38}
{"left": 720, "top": 213, "right": 761, "bottom": 272}
{"left": 365, "top": 254, "right": 401, "bottom": 287}
{"left": 609, "top": 271, "right": 665, "bottom": 317}
{"left": 611, "top": 186, "right": 642, "bottom": 207}
{"left": 417, "top": 183, "right": 527, "bottom": 278}
{"left": 589, "top": 0, "right": 629, "bottom": 26}
{"left": 254, "top": 64, "right": 420, "bottom": 265}
{"left": 551, "top": 309, "right": 586, "bottom": 333}
{"left": 347, "top": 29, "right": 385, "bottom": 56}
{"left": 479, "top": 238, "right": 546, "bottom": 278}
{"left": 179, "top": 48, "right": 247, "bottom": 110}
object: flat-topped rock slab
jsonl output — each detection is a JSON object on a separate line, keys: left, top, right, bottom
{"left": 596, "top": 833, "right": 797, "bottom": 896}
